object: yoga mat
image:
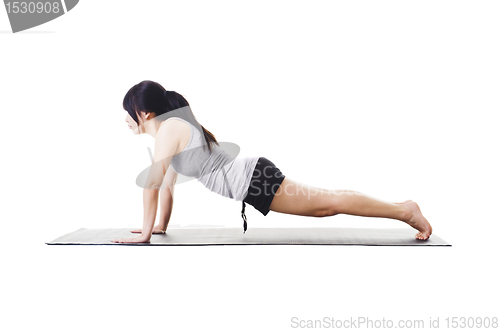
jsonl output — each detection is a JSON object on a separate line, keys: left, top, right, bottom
{"left": 46, "top": 227, "right": 451, "bottom": 246}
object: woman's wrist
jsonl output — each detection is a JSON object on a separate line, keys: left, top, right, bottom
{"left": 157, "top": 222, "right": 168, "bottom": 231}
{"left": 139, "top": 233, "right": 152, "bottom": 241}
{"left": 155, "top": 224, "right": 167, "bottom": 232}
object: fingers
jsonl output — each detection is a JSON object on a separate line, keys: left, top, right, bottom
{"left": 130, "top": 228, "right": 165, "bottom": 234}
{"left": 112, "top": 238, "right": 134, "bottom": 243}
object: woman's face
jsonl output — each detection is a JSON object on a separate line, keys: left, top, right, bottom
{"left": 125, "top": 112, "right": 140, "bottom": 135}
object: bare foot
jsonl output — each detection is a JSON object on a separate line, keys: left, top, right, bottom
{"left": 401, "top": 200, "right": 433, "bottom": 240}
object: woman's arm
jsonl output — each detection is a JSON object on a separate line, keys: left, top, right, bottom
{"left": 139, "top": 122, "right": 182, "bottom": 240}
{"left": 141, "top": 188, "right": 160, "bottom": 239}
{"left": 158, "top": 165, "right": 178, "bottom": 231}
{"left": 113, "top": 121, "right": 181, "bottom": 243}
{"left": 130, "top": 165, "right": 177, "bottom": 234}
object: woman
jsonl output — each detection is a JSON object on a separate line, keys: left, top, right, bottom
{"left": 111, "top": 80, "right": 432, "bottom": 243}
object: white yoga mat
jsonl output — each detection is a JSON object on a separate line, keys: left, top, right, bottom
{"left": 46, "top": 227, "right": 451, "bottom": 246}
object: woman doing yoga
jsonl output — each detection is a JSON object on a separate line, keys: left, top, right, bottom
{"left": 111, "top": 80, "right": 432, "bottom": 243}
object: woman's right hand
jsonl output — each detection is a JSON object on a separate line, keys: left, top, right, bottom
{"left": 131, "top": 225, "right": 166, "bottom": 234}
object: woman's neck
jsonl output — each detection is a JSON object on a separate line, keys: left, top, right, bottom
{"left": 142, "top": 119, "right": 161, "bottom": 138}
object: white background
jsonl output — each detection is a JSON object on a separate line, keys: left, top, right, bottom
{"left": 1, "top": 1, "right": 499, "bottom": 331}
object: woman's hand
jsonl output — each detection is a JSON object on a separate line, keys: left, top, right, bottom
{"left": 131, "top": 225, "right": 166, "bottom": 234}
{"left": 111, "top": 234, "right": 151, "bottom": 244}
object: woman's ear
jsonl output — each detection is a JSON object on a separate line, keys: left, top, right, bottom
{"left": 141, "top": 111, "right": 155, "bottom": 120}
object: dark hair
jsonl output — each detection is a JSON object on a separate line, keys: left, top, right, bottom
{"left": 123, "top": 80, "right": 219, "bottom": 153}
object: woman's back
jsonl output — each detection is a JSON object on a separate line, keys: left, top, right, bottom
{"left": 168, "top": 116, "right": 259, "bottom": 202}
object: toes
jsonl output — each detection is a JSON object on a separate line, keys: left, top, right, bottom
{"left": 415, "top": 232, "right": 430, "bottom": 241}
{"left": 415, "top": 232, "right": 427, "bottom": 240}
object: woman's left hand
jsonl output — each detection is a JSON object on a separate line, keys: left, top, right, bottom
{"left": 111, "top": 234, "right": 150, "bottom": 244}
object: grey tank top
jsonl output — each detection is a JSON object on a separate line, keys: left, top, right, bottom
{"left": 169, "top": 117, "right": 259, "bottom": 202}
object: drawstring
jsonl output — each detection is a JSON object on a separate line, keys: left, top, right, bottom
{"left": 241, "top": 201, "right": 248, "bottom": 234}
{"left": 218, "top": 165, "right": 247, "bottom": 233}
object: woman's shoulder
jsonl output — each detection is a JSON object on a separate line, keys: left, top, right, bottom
{"left": 163, "top": 116, "right": 191, "bottom": 126}
{"left": 159, "top": 117, "right": 191, "bottom": 133}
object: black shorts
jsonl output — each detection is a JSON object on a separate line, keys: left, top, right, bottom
{"left": 242, "top": 157, "right": 286, "bottom": 216}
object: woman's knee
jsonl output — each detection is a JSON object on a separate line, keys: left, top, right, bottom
{"left": 313, "top": 205, "right": 338, "bottom": 218}
{"left": 312, "top": 195, "right": 339, "bottom": 217}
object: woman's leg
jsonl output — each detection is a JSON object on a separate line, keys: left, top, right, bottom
{"left": 269, "top": 177, "right": 432, "bottom": 240}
